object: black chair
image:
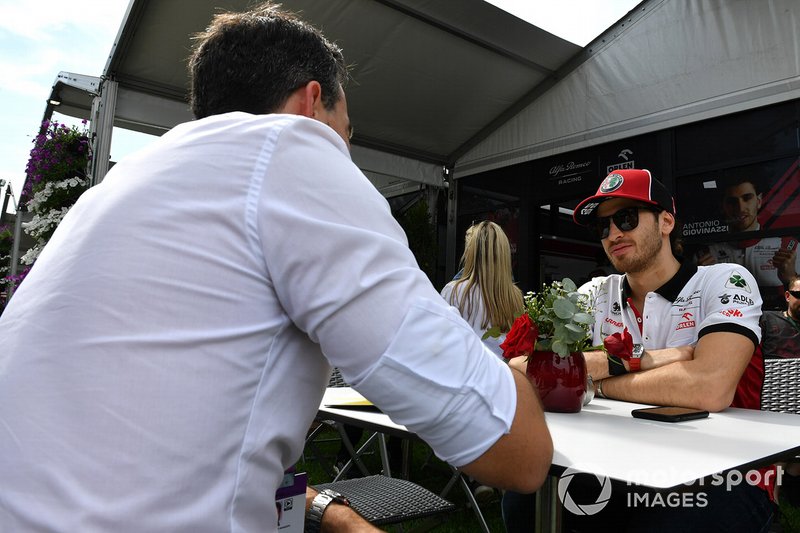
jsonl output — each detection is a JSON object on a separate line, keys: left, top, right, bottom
{"left": 304, "top": 369, "right": 456, "bottom": 530}
{"left": 761, "top": 358, "right": 800, "bottom": 414}
{"left": 315, "top": 474, "right": 455, "bottom": 528}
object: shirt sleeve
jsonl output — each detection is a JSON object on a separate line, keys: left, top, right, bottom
{"left": 697, "top": 264, "right": 762, "bottom": 347}
{"left": 256, "top": 117, "right": 516, "bottom": 466}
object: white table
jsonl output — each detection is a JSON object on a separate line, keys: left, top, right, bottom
{"left": 318, "top": 388, "right": 800, "bottom": 532}
{"left": 535, "top": 398, "right": 800, "bottom": 532}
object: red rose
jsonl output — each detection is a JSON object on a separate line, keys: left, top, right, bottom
{"left": 604, "top": 327, "right": 633, "bottom": 360}
{"left": 500, "top": 314, "right": 538, "bottom": 360}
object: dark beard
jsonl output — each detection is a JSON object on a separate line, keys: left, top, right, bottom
{"left": 606, "top": 225, "right": 663, "bottom": 274}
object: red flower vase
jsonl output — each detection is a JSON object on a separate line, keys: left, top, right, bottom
{"left": 526, "top": 351, "right": 587, "bottom": 413}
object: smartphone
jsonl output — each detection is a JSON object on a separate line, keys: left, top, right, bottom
{"left": 631, "top": 406, "right": 709, "bottom": 423}
{"left": 781, "top": 236, "right": 798, "bottom": 252}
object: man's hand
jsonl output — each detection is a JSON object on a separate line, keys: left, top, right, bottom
{"left": 305, "top": 487, "right": 381, "bottom": 532}
{"left": 458, "top": 368, "right": 553, "bottom": 493}
{"left": 772, "top": 245, "right": 797, "bottom": 283}
{"left": 695, "top": 248, "right": 717, "bottom": 266}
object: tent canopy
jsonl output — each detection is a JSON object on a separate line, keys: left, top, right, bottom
{"left": 80, "top": 0, "right": 585, "bottom": 187}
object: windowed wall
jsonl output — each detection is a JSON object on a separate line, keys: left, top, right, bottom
{"left": 456, "top": 99, "right": 800, "bottom": 308}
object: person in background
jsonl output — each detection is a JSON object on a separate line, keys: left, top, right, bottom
{"left": 759, "top": 275, "right": 800, "bottom": 506}
{"left": 760, "top": 274, "right": 800, "bottom": 359}
{"left": 441, "top": 221, "right": 524, "bottom": 359}
{"left": 0, "top": 4, "right": 553, "bottom": 532}
{"left": 695, "top": 175, "right": 800, "bottom": 309}
{"left": 441, "top": 220, "right": 525, "bottom": 504}
{"left": 505, "top": 168, "right": 773, "bottom": 532}
{"left": 451, "top": 223, "right": 476, "bottom": 281}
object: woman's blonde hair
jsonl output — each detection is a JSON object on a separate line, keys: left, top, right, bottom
{"left": 447, "top": 221, "right": 523, "bottom": 331}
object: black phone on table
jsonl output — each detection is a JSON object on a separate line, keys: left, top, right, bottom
{"left": 631, "top": 406, "right": 709, "bottom": 422}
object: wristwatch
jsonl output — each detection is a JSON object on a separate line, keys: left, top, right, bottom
{"left": 306, "top": 488, "right": 351, "bottom": 533}
{"left": 629, "top": 344, "right": 644, "bottom": 372}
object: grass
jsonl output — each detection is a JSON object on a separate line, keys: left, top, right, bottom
{"left": 779, "top": 501, "right": 800, "bottom": 533}
{"left": 299, "top": 425, "right": 506, "bottom": 532}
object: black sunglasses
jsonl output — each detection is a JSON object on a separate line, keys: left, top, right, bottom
{"left": 589, "top": 206, "right": 661, "bottom": 240}
{"left": 788, "top": 290, "right": 800, "bottom": 299}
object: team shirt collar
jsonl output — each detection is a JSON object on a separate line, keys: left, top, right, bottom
{"left": 621, "top": 261, "right": 698, "bottom": 306}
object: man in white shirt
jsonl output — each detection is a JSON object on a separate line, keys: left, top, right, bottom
{"left": 505, "top": 169, "right": 773, "bottom": 533}
{"left": 0, "top": 4, "right": 552, "bottom": 532}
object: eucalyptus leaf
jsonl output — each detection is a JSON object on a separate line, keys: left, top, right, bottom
{"left": 553, "top": 298, "right": 577, "bottom": 319}
{"left": 536, "top": 338, "right": 552, "bottom": 351}
{"left": 521, "top": 277, "right": 597, "bottom": 358}
{"left": 565, "top": 323, "right": 584, "bottom": 334}
{"left": 482, "top": 326, "right": 502, "bottom": 340}
{"left": 552, "top": 339, "right": 569, "bottom": 357}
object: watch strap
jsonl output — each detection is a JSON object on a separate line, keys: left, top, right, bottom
{"left": 306, "top": 489, "right": 350, "bottom": 533}
{"left": 607, "top": 354, "right": 628, "bottom": 376}
{"left": 629, "top": 344, "right": 644, "bottom": 372}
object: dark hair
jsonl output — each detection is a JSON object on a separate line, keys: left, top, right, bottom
{"left": 650, "top": 208, "right": 684, "bottom": 259}
{"left": 188, "top": 3, "right": 349, "bottom": 119}
{"left": 718, "top": 173, "right": 761, "bottom": 196}
{"left": 669, "top": 215, "right": 684, "bottom": 259}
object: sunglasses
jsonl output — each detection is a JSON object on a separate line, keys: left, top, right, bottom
{"left": 789, "top": 290, "right": 800, "bottom": 299}
{"left": 589, "top": 206, "right": 661, "bottom": 240}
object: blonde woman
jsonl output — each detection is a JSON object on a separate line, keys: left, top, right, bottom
{"left": 441, "top": 221, "right": 524, "bottom": 358}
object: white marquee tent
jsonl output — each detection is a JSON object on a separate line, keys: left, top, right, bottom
{"left": 40, "top": 0, "right": 800, "bottom": 274}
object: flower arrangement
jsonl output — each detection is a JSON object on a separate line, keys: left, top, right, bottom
{"left": 20, "top": 119, "right": 92, "bottom": 266}
{"left": 487, "top": 277, "right": 596, "bottom": 359}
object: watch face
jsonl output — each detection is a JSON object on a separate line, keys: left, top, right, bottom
{"left": 632, "top": 344, "right": 644, "bottom": 357}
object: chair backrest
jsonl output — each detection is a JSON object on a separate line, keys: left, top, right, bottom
{"left": 314, "top": 474, "right": 455, "bottom": 526}
{"left": 328, "top": 367, "right": 350, "bottom": 388}
{"left": 761, "top": 358, "right": 800, "bottom": 414}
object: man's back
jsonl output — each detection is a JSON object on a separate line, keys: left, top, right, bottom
{"left": 0, "top": 111, "right": 549, "bottom": 531}
{"left": 0, "top": 113, "right": 391, "bottom": 530}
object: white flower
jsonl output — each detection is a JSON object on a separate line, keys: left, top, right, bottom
{"left": 24, "top": 207, "right": 71, "bottom": 240}
{"left": 21, "top": 245, "right": 42, "bottom": 265}
{"left": 26, "top": 175, "right": 89, "bottom": 212}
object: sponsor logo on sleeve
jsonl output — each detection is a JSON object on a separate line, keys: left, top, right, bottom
{"left": 721, "top": 309, "right": 744, "bottom": 318}
{"left": 717, "top": 293, "right": 754, "bottom": 306}
{"left": 725, "top": 272, "right": 751, "bottom": 293}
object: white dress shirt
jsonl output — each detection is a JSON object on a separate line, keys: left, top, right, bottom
{"left": 0, "top": 113, "right": 516, "bottom": 532}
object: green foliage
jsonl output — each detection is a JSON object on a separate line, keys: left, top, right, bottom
{"left": 525, "top": 278, "right": 594, "bottom": 357}
{"left": 397, "top": 197, "right": 437, "bottom": 281}
{"left": 0, "top": 224, "right": 11, "bottom": 274}
{"left": 781, "top": 499, "right": 800, "bottom": 533}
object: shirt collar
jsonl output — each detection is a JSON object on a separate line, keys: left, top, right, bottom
{"left": 621, "top": 261, "right": 697, "bottom": 306}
